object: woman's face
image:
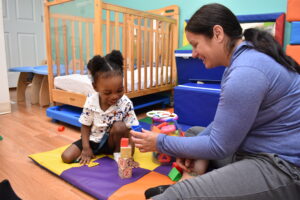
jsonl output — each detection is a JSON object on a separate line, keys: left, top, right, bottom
{"left": 186, "top": 29, "right": 227, "bottom": 69}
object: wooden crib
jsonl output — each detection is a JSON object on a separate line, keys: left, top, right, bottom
{"left": 44, "top": 0, "right": 179, "bottom": 108}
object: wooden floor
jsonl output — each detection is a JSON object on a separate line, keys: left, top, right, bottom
{"left": 0, "top": 88, "right": 156, "bottom": 200}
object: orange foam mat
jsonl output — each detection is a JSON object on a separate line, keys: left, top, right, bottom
{"left": 287, "top": 0, "right": 300, "bottom": 21}
{"left": 109, "top": 171, "right": 175, "bottom": 200}
{"left": 286, "top": 45, "right": 300, "bottom": 65}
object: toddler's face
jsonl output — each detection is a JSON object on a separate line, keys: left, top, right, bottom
{"left": 95, "top": 74, "right": 124, "bottom": 107}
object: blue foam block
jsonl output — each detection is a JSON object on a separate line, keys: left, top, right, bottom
{"left": 290, "top": 22, "right": 300, "bottom": 45}
{"left": 175, "top": 49, "right": 225, "bottom": 84}
{"left": 174, "top": 83, "right": 221, "bottom": 127}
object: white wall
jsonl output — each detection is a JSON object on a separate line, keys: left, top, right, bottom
{"left": 0, "top": 0, "right": 11, "bottom": 114}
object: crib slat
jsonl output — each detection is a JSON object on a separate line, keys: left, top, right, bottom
{"left": 115, "top": 12, "right": 120, "bottom": 50}
{"left": 137, "top": 17, "right": 141, "bottom": 91}
{"left": 155, "top": 20, "right": 159, "bottom": 88}
{"left": 130, "top": 15, "right": 134, "bottom": 92}
{"left": 169, "top": 23, "right": 175, "bottom": 85}
{"left": 63, "top": 20, "right": 69, "bottom": 75}
{"left": 111, "top": 16, "right": 115, "bottom": 51}
{"left": 144, "top": 18, "right": 148, "bottom": 90}
{"left": 86, "top": 23, "right": 90, "bottom": 64}
{"left": 149, "top": 19, "right": 154, "bottom": 88}
{"left": 71, "top": 21, "right": 76, "bottom": 74}
{"left": 106, "top": 10, "right": 110, "bottom": 55}
{"left": 160, "top": 22, "right": 166, "bottom": 86}
{"left": 54, "top": 19, "right": 61, "bottom": 76}
{"left": 79, "top": 22, "right": 84, "bottom": 74}
{"left": 94, "top": 0, "right": 103, "bottom": 55}
{"left": 165, "top": 23, "right": 170, "bottom": 85}
{"left": 123, "top": 13, "right": 128, "bottom": 93}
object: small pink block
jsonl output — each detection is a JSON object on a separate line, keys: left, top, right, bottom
{"left": 160, "top": 125, "right": 176, "bottom": 134}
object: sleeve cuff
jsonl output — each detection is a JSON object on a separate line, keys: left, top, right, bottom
{"left": 156, "top": 134, "right": 167, "bottom": 153}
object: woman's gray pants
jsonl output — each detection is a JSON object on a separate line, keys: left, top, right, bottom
{"left": 152, "top": 126, "right": 300, "bottom": 200}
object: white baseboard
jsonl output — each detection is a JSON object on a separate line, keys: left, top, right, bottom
{"left": 0, "top": 102, "right": 11, "bottom": 114}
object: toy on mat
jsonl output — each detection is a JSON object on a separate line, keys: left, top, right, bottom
{"left": 57, "top": 126, "right": 65, "bottom": 132}
{"left": 0, "top": 136, "right": 3, "bottom": 141}
{"left": 118, "top": 138, "right": 139, "bottom": 179}
{"left": 147, "top": 110, "right": 182, "bottom": 165}
{"left": 146, "top": 110, "right": 178, "bottom": 124}
{"left": 168, "top": 162, "right": 183, "bottom": 181}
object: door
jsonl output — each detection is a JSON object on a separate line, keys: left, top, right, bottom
{"left": 2, "top": 0, "right": 45, "bottom": 88}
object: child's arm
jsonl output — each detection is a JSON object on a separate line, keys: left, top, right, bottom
{"left": 79, "top": 125, "right": 94, "bottom": 165}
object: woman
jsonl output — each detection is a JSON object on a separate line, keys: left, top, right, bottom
{"left": 131, "top": 3, "right": 300, "bottom": 200}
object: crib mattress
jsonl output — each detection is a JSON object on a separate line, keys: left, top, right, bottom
{"left": 54, "top": 66, "right": 171, "bottom": 96}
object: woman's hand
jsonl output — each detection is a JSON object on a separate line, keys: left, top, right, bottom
{"left": 79, "top": 147, "right": 95, "bottom": 165}
{"left": 176, "top": 157, "right": 195, "bottom": 173}
{"left": 130, "top": 129, "right": 160, "bottom": 152}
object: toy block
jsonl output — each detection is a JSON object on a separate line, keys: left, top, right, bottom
{"left": 118, "top": 166, "right": 132, "bottom": 179}
{"left": 168, "top": 167, "right": 182, "bottom": 182}
{"left": 118, "top": 157, "right": 139, "bottom": 179}
{"left": 120, "top": 138, "right": 132, "bottom": 158}
{"left": 157, "top": 153, "right": 171, "bottom": 164}
{"left": 131, "top": 125, "right": 143, "bottom": 132}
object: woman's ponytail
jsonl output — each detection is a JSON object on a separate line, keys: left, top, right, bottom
{"left": 244, "top": 28, "right": 300, "bottom": 74}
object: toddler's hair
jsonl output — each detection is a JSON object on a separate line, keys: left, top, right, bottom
{"left": 87, "top": 50, "right": 124, "bottom": 83}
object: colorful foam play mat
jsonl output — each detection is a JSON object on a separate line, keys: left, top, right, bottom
{"left": 29, "top": 116, "right": 191, "bottom": 200}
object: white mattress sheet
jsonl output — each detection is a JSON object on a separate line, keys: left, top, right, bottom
{"left": 54, "top": 66, "right": 171, "bottom": 96}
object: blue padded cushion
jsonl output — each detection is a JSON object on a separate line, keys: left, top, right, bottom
{"left": 290, "top": 22, "right": 300, "bottom": 45}
{"left": 174, "top": 83, "right": 221, "bottom": 127}
{"left": 175, "top": 51, "right": 225, "bottom": 84}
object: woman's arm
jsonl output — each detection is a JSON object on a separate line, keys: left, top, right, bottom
{"left": 133, "top": 67, "right": 269, "bottom": 160}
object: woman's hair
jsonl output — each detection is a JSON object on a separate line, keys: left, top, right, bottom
{"left": 87, "top": 50, "right": 124, "bottom": 83}
{"left": 185, "top": 3, "right": 243, "bottom": 54}
{"left": 186, "top": 3, "right": 300, "bottom": 74}
{"left": 244, "top": 28, "right": 300, "bottom": 74}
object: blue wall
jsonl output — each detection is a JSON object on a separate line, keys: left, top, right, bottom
{"left": 104, "top": 0, "right": 288, "bottom": 48}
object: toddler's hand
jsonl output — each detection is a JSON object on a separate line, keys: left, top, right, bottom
{"left": 79, "top": 147, "right": 95, "bottom": 165}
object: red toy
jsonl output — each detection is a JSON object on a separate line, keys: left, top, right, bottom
{"left": 172, "top": 162, "right": 183, "bottom": 174}
{"left": 57, "top": 126, "right": 65, "bottom": 132}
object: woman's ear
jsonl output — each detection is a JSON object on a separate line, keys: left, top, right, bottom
{"left": 213, "top": 25, "right": 224, "bottom": 43}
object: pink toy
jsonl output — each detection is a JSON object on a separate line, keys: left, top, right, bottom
{"left": 160, "top": 124, "right": 176, "bottom": 135}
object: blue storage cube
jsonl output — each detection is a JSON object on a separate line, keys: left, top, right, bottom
{"left": 175, "top": 45, "right": 225, "bottom": 84}
{"left": 290, "top": 22, "right": 300, "bottom": 45}
{"left": 174, "top": 83, "right": 221, "bottom": 127}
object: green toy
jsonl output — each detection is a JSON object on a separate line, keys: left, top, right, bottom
{"left": 0, "top": 136, "right": 3, "bottom": 141}
{"left": 168, "top": 167, "right": 182, "bottom": 181}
